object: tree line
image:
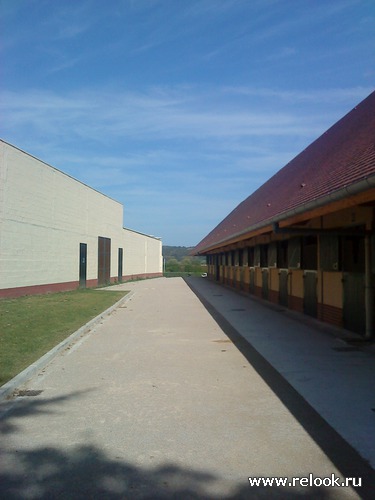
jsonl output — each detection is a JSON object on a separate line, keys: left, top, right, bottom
{"left": 163, "top": 246, "right": 207, "bottom": 273}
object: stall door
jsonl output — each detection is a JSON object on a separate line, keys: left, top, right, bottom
{"left": 343, "top": 273, "right": 365, "bottom": 335}
{"left": 262, "top": 269, "right": 269, "bottom": 300}
{"left": 249, "top": 268, "right": 255, "bottom": 294}
{"left": 303, "top": 271, "right": 317, "bottom": 317}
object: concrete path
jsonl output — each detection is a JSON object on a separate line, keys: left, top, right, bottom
{"left": 0, "top": 277, "right": 374, "bottom": 499}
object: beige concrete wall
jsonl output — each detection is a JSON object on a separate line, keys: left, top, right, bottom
{"left": 0, "top": 141, "right": 162, "bottom": 293}
{"left": 122, "top": 228, "right": 162, "bottom": 277}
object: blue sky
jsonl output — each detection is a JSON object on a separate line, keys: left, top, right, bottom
{"left": 1, "top": 0, "right": 374, "bottom": 246}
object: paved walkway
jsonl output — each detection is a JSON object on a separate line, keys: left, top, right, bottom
{"left": 0, "top": 277, "right": 374, "bottom": 499}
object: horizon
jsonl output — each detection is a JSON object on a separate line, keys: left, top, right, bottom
{"left": 1, "top": 1, "right": 374, "bottom": 246}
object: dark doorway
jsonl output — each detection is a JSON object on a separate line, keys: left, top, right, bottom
{"left": 341, "top": 235, "right": 365, "bottom": 334}
{"left": 343, "top": 273, "right": 365, "bottom": 334}
{"left": 249, "top": 268, "right": 255, "bottom": 294}
{"left": 98, "top": 237, "right": 111, "bottom": 286}
{"left": 118, "top": 248, "right": 123, "bottom": 282}
{"left": 277, "top": 240, "right": 288, "bottom": 268}
{"left": 262, "top": 269, "right": 269, "bottom": 299}
{"left": 215, "top": 257, "right": 220, "bottom": 281}
{"left": 304, "top": 271, "right": 317, "bottom": 317}
{"left": 302, "top": 236, "right": 318, "bottom": 270}
{"left": 79, "top": 243, "right": 87, "bottom": 288}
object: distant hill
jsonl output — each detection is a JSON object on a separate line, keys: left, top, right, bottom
{"left": 162, "top": 246, "right": 206, "bottom": 273}
{"left": 162, "top": 246, "right": 195, "bottom": 261}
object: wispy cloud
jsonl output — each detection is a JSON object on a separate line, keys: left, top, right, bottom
{"left": 222, "top": 86, "right": 373, "bottom": 103}
{"left": 1, "top": 85, "right": 344, "bottom": 145}
{"left": 44, "top": 1, "right": 98, "bottom": 40}
{"left": 1, "top": 0, "right": 373, "bottom": 247}
{"left": 2, "top": 83, "right": 369, "bottom": 195}
{"left": 1, "top": 83, "right": 371, "bottom": 244}
{"left": 44, "top": 55, "right": 86, "bottom": 75}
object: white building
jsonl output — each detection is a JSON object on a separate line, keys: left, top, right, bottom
{"left": 0, "top": 140, "right": 163, "bottom": 298}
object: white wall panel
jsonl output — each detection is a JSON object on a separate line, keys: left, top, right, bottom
{"left": 0, "top": 141, "right": 162, "bottom": 293}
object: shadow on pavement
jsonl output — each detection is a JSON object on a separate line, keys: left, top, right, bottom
{"left": 0, "top": 390, "right": 93, "bottom": 435}
{"left": 185, "top": 277, "right": 375, "bottom": 500}
{"left": 0, "top": 392, "right": 336, "bottom": 499}
{"left": 1, "top": 444, "right": 333, "bottom": 499}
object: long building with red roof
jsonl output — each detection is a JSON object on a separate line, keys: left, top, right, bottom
{"left": 193, "top": 91, "right": 375, "bottom": 337}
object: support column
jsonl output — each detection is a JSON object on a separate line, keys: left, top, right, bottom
{"left": 364, "top": 234, "right": 374, "bottom": 339}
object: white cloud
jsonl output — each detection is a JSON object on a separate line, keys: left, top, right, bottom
{"left": 1, "top": 85, "right": 341, "bottom": 147}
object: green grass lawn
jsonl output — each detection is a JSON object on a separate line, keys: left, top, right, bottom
{"left": 0, "top": 289, "right": 127, "bottom": 386}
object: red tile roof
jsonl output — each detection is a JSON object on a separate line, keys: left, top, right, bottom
{"left": 194, "top": 91, "right": 375, "bottom": 254}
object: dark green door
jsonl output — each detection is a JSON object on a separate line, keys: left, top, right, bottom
{"left": 262, "top": 269, "right": 269, "bottom": 299}
{"left": 249, "top": 268, "right": 255, "bottom": 293}
{"left": 118, "top": 248, "right": 123, "bottom": 282}
{"left": 343, "top": 273, "right": 365, "bottom": 334}
{"left": 79, "top": 243, "right": 87, "bottom": 288}
{"left": 303, "top": 271, "right": 317, "bottom": 317}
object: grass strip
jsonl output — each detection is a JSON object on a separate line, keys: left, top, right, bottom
{"left": 0, "top": 289, "right": 127, "bottom": 386}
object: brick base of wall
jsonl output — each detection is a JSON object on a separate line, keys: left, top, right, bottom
{"left": 289, "top": 295, "right": 304, "bottom": 313}
{"left": 0, "top": 281, "right": 82, "bottom": 299}
{"left": 0, "top": 273, "right": 163, "bottom": 299}
{"left": 254, "top": 286, "right": 262, "bottom": 298}
{"left": 268, "top": 289, "right": 279, "bottom": 304}
{"left": 317, "top": 303, "right": 343, "bottom": 327}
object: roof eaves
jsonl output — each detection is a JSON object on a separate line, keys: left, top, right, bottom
{"left": 195, "top": 174, "right": 375, "bottom": 255}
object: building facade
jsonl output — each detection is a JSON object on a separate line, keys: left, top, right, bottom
{"left": 0, "top": 140, "right": 163, "bottom": 298}
{"left": 194, "top": 92, "right": 375, "bottom": 338}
